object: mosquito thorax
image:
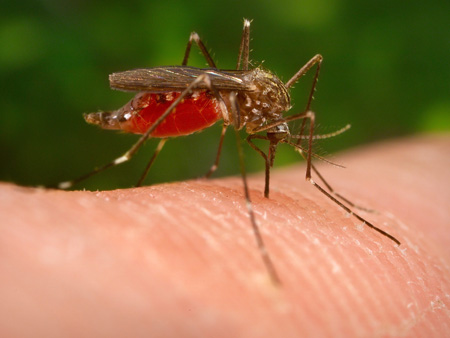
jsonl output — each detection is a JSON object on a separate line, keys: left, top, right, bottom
{"left": 235, "top": 67, "right": 291, "bottom": 132}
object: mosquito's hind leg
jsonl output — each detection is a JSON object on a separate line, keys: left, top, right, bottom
{"left": 187, "top": 20, "right": 253, "bottom": 179}
{"left": 192, "top": 19, "right": 252, "bottom": 179}
{"left": 236, "top": 19, "right": 251, "bottom": 70}
{"left": 204, "top": 18, "right": 252, "bottom": 178}
{"left": 182, "top": 32, "right": 216, "bottom": 67}
{"left": 182, "top": 17, "right": 252, "bottom": 70}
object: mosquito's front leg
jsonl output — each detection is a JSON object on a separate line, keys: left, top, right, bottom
{"left": 246, "top": 112, "right": 315, "bottom": 198}
{"left": 287, "top": 125, "right": 377, "bottom": 211}
{"left": 285, "top": 54, "right": 323, "bottom": 111}
{"left": 246, "top": 134, "right": 271, "bottom": 197}
{"left": 287, "top": 111, "right": 401, "bottom": 245}
{"left": 305, "top": 170, "right": 401, "bottom": 245}
{"left": 309, "top": 162, "right": 376, "bottom": 213}
{"left": 285, "top": 54, "right": 323, "bottom": 143}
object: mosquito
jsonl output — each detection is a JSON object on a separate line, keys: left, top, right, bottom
{"left": 58, "top": 19, "right": 400, "bottom": 285}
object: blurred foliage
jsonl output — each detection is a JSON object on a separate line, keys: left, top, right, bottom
{"left": 0, "top": 0, "right": 448, "bottom": 190}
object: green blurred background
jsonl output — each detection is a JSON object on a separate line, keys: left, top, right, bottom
{"left": 1, "top": 0, "right": 448, "bottom": 190}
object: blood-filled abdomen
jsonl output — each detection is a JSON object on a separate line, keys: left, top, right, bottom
{"left": 84, "top": 90, "right": 222, "bottom": 138}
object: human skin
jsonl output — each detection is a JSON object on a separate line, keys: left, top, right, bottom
{"left": 0, "top": 134, "right": 449, "bottom": 337}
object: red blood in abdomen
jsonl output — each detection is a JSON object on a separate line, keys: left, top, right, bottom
{"left": 122, "top": 91, "right": 221, "bottom": 137}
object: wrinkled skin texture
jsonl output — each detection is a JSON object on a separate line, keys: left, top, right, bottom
{"left": 0, "top": 135, "right": 449, "bottom": 337}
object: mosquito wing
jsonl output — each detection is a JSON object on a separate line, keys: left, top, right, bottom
{"left": 109, "top": 66, "right": 255, "bottom": 92}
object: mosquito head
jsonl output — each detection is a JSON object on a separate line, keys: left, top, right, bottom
{"left": 267, "top": 122, "right": 290, "bottom": 143}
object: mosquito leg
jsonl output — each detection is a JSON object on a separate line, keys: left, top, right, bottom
{"left": 182, "top": 32, "right": 216, "bottom": 67}
{"left": 192, "top": 84, "right": 280, "bottom": 283}
{"left": 247, "top": 134, "right": 271, "bottom": 198}
{"left": 310, "top": 163, "right": 376, "bottom": 213}
{"left": 287, "top": 141, "right": 377, "bottom": 212}
{"left": 182, "top": 18, "right": 252, "bottom": 70}
{"left": 285, "top": 54, "right": 323, "bottom": 147}
{"left": 57, "top": 162, "right": 117, "bottom": 189}
{"left": 285, "top": 54, "right": 323, "bottom": 110}
{"left": 299, "top": 111, "right": 400, "bottom": 245}
{"left": 307, "top": 174, "right": 400, "bottom": 244}
{"left": 236, "top": 19, "right": 251, "bottom": 70}
{"left": 135, "top": 138, "right": 167, "bottom": 187}
{"left": 229, "top": 93, "right": 281, "bottom": 285}
{"left": 288, "top": 122, "right": 374, "bottom": 211}
{"left": 204, "top": 124, "right": 227, "bottom": 178}
{"left": 247, "top": 110, "right": 399, "bottom": 244}
{"left": 247, "top": 112, "right": 315, "bottom": 198}
{"left": 226, "top": 88, "right": 279, "bottom": 284}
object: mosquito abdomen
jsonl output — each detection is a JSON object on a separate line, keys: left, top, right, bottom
{"left": 85, "top": 91, "right": 222, "bottom": 138}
